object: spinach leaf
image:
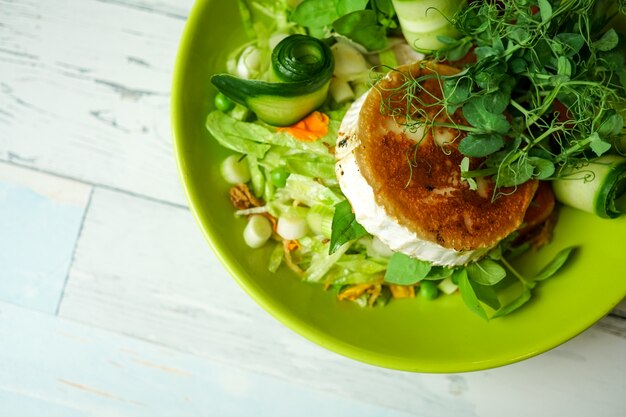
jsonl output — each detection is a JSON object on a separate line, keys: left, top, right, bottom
{"left": 466, "top": 259, "right": 507, "bottom": 286}
{"left": 337, "top": 0, "right": 368, "bottom": 15}
{"left": 457, "top": 270, "right": 489, "bottom": 320}
{"left": 329, "top": 200, "right": 368, "bottom": 254}
{"left": 423, "top": 266, "right": 455, "bottom": 280}
{"left": 533, "top": 247, "right": 576, "bottom": 282}
{"left": 384, "top": 252, "right": 431, "bottom": 285}
{"left": 333, "top": 10, "right": 387, "bottom": 50}
{"left": 291, "top": 0, "right": 338, "bottom": 29}
{"left": 472, "top": 282, "right": 501, "bottom": 310}
{"left": 492, "top": 287, "right": 532, "bottom": 318}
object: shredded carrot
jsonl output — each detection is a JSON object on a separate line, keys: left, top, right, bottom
{"left": 286, "top": 239, "right": 301, "bottom": 252}
{"left": 282, "top": 240, "right": 303, "bottom": 275}
{"left": 366, "top": 284, "right": 382, "bottom": 306}
{"left": 277, "top": 111, "right": 329, "bottom": 142}
{"left": 389, "top": 285, "right": 415, "bottom": 299}
{"left": 338, "top": 283, "right": 376, "bottom": 301}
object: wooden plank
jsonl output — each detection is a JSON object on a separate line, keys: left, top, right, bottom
{"left": 0, "top": 161, "right": 91, "bottom": 313}
{"left": 59, "top": 186, "right": 626, "bottom": 416}
{"left": 0, "top": 0, "right": 193, "bottom": 206}
{"left": 0, "top": 302, "right": 415, "bottom": 417}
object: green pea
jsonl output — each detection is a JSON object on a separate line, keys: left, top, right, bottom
{"left": 270, "top": 166, "right": 290, "bottom": 188}
{"left": 419, "top": 280, "right": 439, "bottom": 300}
{"left": 214, "top": 92, "right": 235, "bottom": 112}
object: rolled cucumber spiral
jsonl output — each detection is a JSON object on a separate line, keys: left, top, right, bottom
{"left": 553, "top": 155, "right": 626, "bottom": 219}
{"left": 212, "top": 34, "right": 334, "bottom": 126}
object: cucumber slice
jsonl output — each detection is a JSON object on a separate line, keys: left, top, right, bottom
{"left": 553, "top": 155, "right": 626, "bottom": 218}
{"left": 391, "top": 0, "right": 466, "bottom": 52}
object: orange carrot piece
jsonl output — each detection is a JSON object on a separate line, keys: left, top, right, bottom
{"left": 278, "top": 111, "right": 329, "bottom": 142}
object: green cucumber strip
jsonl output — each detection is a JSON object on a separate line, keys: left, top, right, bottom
{"left": 553, "top": 155, "right": 626, "bottom": 218}
{"left": 391, "top": 0, "right": 465, "bottom": 52}
{"left": 246, "top": 82, "right": 330, "bottom": 126}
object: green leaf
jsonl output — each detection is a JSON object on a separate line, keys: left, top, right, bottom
{"left": 598, "top": 110, "right": 625, "bottom": 137}
{"left": 590, "top": 133, "right": 612, "bottom": 156}
{"left": 534, "top": 247, "right": 576, "bottom": 281}
{"left": 472, "top": 282, "right": 501, "bottom": 310}
{"left": 557, "top": 56, "right": 572, "bottom": 78}
{"left": 423, "top": 266, "right": 455, "bottom": 280}
{"left": 510, "top": 57, "right": 527, "bottom": 74}
{"left": 457, "top": 270, "right": 489, "bottom": 320}
{"left": 333, "top": 10, "right": 387, "bottom": 50}
{"left": 492, "top": 288, "right": 532, "bottom": 318}
{"left": 460, "top": 157, "right": 478, "bottom": 190}
{"left": 372, "top": 0, "right": 394, "bottom": 15}
{"left": 443, "top": 76, "right": 471, "bottom": 111}
{"left": 529, "top": 157, "right": 555, "bottom": 179}
{"left": 474, "top": 46, "right": 500, "bottom": 60}
{"left": 509, "top": 27, "right": 531, "bottom": 44}
{"left": 555, "top": 33, "right": 585, "bottom": 56}
{"left": 593, "top": 29, "right": 619, "bottom": 52}
{"left": 537, "top": 0, "right": 552, "bottom": 24}
{"left": 291, "top": 0, "right": 338, "bottom": 28}
{"left": 466, "top": 259, "right": 507, "bottom": 286}
{"left": 443, "top": 41, "right": 473, "bottom": 62}
{"left": 337, "top": 0, "right": 368, "bottom": 15}
{"left": 458, "top": 133, "right": 505, "bottom": 158}
{"left": 384, "top": 252, "right": 431, "bottom": 285}
{"left": 476, "top": 91, "right": 511, "bottom": 115}
{"left": 601, "top": 51, "right": 626, "bottom": 72}
{"left": 329, "top": 200, "right": 368, "bottom": 254}
{"left": 463, "top": 100, "right": 511, "bottom": 134}
{"left": 496, "top": 160, "right": 534, "bottom": 187}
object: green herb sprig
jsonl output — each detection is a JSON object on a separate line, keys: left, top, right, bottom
{"left": 379, "top": 0, "right": 626, "bottom": 195}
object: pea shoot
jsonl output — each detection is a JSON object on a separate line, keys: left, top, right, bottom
{"left": 377, "top": 0, "right": 626, "bottom": 197}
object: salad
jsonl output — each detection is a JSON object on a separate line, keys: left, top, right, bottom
{"left": 206, "top": 0, "right": 626, "bottom": 319}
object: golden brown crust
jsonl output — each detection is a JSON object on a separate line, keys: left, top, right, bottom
{"left": 354, "top": 62, "right": 538, "bottom": 251}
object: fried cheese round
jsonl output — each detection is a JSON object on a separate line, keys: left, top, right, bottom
{"left": 354, "top": 62, "right": 538, "bottom": 252}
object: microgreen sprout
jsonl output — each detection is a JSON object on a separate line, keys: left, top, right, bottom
{"left": 377, "top": 0, "right": 626, "bottom": 196}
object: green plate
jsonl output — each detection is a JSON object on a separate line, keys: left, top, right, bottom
{"left": 171, "top": 0, "right": 626, "bottom": 373}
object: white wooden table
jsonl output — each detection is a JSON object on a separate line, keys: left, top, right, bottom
{"left": 1, "top": 1, "right": 625, "bottom": 416}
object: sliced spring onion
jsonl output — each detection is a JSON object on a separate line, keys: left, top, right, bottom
{"left": 391, "top": 0, "right": 466, "bottom": 52}
{"left": 220, "top": 154, "right": 251, "bottom": 184}
{"left": 243, "top": 215, "right": 273, "bottom": 248}
{"left": 329, "top": 78, "right": 355, "bottom": 104}
{"left": 277, "top": 216, "right": 309, "bottom": 240}
{"left": 236, "top": 45, "right": 265, "bottom": 79}
{"left": 330, "top": 42, "right": 369, "bottom": 81}
{"left": 552, "top": 155, "right": 626, "bottom": 218}
{"left": 306, "top": 205, "right": 334, "bottom": 238}
{"left": 330, "top": 78, "right": 356, "bottom": 104}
